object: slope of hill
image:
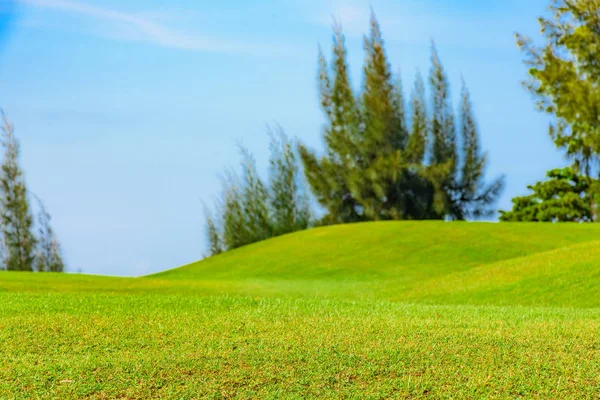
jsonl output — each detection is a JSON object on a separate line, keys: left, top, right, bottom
{"left": 2, "top": 221, "right": 599, "bottom": 307}
{"left": 148, "top": 221, "right": 600, "bottom": 306}
{"left": 2, "top": 222, "right": 600, "bottom": 398}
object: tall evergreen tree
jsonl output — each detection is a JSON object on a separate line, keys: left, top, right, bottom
{"left": 428, "top": 44, "right": 458, "bottom": 217}
{"left": 0, "top": 112, "right": 36, "bottom": 271}
{"left": 299, "top": 12, "right": 502, "bottom": 223}
{"left": 299, "top": 26, "right": 363, "bottom": 224}
{"left": 407, "top": 72, "right": 427, "bottom": 164}
{"left": 350, "top": 12, "right": 411, "bottom": 220}
{"left": 453, "top": 81, "right": 505, "bottom": 219}
{"left": 405, "top": 71, "right": 441, "bottom": 219}
{"left": 34, "top": 196, "right": 65, "bottom": 272}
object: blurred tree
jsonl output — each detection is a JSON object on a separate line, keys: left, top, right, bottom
{"left": 453, "top": 80, "right": 505, "bottom": 219}
{"left": 299, "top": 13, "right": 503, "bottom": 223}
{"left": 0, "top": 112, "right": 36, "bottom": 271}
{"left": 268, "top": 125, "right": 311, "bottom": 236}
{"left": 204, "top": 205, "right": 223, "bottom": 256}
{"left": 500, "top": 167, "right": 593, "bottom": 222}
{"left": 34, "top": 196, "right": 65, "bottom": 272}
{"left": 206, "top": 129, "right": 312, "bottom": 255}
{"left": 299, "top": 25, "right": 363, "bottom": 224}
{"left": 516, "top": 0, "right": 600, "bottom": 188}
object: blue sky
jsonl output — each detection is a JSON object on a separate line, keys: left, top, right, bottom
{"left": 0, "top": 0, "right": 561, "bottom": 276}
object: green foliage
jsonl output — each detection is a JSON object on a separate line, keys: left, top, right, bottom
{"left": 500, "top": 166, "right": 593, "bottom": 222}
{"left": 240, "top": 149, "right": 272, "bottom": 243}
{"left": 452, "top": 81, "right": 505, "bottom": 219}
{"left": 268, "top": 126, "right": 311, "bottom": 236}
{"left": 407, "top": 72, "right": 427, "bottom": 164}
{"left": 34, "top": 197, "right": 65, "bottom": 272}
{"left": 516, "top": 0, "right": 600, "bottom": 177}
{"left": 300, "top": 13, "right": 503, "bottom": 223}
{"left": 0, "top": 113, "right": 37, "bottom": 271}
{"left": 206, "top": 129, "right": 311, "bottom": 255}
{"left": 220, "top": 174, "right": 249, "bottom": 250}
{"left": 204, "top": 207, "right": 223, "bottom": 256}
{"left": 429, "top": 44, "right": 456, "bottom": 170}
{"left": 299, "top": 28, "right": 363, "bottom": 224}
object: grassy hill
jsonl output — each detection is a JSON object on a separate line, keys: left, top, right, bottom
{"left": 2, "top": 222, "right": 600, "bottom": 398}
{"left": 3, "top": 221, "right": 600, "bottom": 306}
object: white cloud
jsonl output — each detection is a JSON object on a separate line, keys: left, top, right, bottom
{"left": 310, "top": 0, "right": 517, "bottom": 50}
{"left": 19, "top": 0, "right": 278, "bottom": 54}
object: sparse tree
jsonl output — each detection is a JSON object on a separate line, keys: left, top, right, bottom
{"left": 0, "top": 112, "right": 36, "bottom": 271}
{"left": 453, "top": 80, "right": 505, "bottom": 219}
{"left": 206, "top": 129, "right": 312, "bottom": 255}
{"left": 240, "top": 147, "right": 272, "bottom": 243}
{"left": 268, "top": 126, "right": 311, "bottom": 236}
{"left": 204, "top": 208, "right": 223, "bottom": 256}
{"left": 34, "top": 196, "right": 65, "bottom": 272}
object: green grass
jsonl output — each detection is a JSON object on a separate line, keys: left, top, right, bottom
{"left": 2, "top": 222, "right": 600, "bottom": 398}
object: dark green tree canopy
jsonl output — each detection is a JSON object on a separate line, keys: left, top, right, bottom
{"left": 300, "top": 12, "right": 503, "bottom": 223}
{"left": 500, "top": 167, "right": 593, "bottom": 222}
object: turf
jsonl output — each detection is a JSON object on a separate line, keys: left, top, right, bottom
{"left": 2, "top": 222, "right": 600, "bottom": 398}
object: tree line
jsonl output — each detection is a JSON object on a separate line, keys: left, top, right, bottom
{"left": 206, "top": 1, "right": 600, "bottom": 255}
{"left": 204, "top": 12, "right": 505, "bottom": 255}
{"left": 0, "top": 113, "right": 65, "bottom": 272}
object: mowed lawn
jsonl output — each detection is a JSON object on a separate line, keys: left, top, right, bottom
{"left": 2, "top": 222, "right": 600, "bottom": 398}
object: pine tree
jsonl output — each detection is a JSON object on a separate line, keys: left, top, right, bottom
{"left": 0, "top": 112, "right": 36, "bottom": 271}
{"left": 34, "top": 196, "right": 65, "bottom": 272}
{"left": 407, "top": 71, "right": 427, "bottom": 164}
{"left": 268, "top": 126, "right": 311, "bottom": 236}
{"left": 404, "top": 71, "right": 440, "bottom": 219}
{"left": 299, "top": 25, "right": 363, "bottom": 224}
{"left": 350, "top": 11, "right": 410, "bottom": 220}
{"left": 428, "top": 44, "right": 457, "bottom": 217}
{"left": 454, "top": 80, "right": 504, "bottom": 219}
{"left": 300, "top": 12, "right": 502, "bottom": 222}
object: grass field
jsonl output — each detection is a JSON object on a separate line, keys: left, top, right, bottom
{"left": 2, "top": 222, "right": 600, "bottom": 398}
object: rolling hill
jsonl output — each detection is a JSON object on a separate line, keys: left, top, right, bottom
{"left": 2, "top": 221, "right": 600, "bottom": 306}
{"left": 2, "top": 222, "right": 600, "bottom": 398}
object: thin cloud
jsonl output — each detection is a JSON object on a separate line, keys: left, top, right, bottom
{"left": 19, "top": 0, "right": 277, "bottom": 54}
{"left": 312, "top": 0, "right": 517, "bottom": 50}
